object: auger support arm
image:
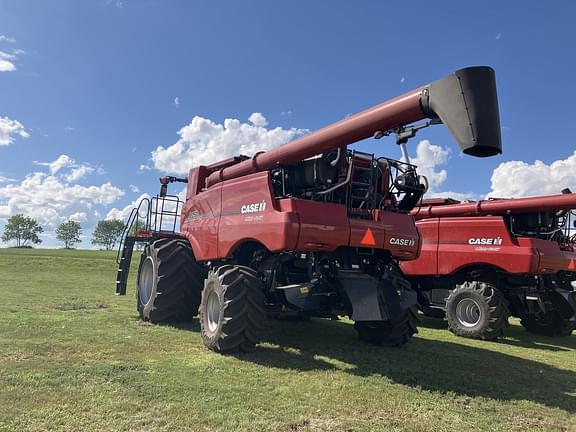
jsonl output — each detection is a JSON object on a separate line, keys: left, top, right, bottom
{"left": 159, "top": 175, "right": 188, "bottom": 197}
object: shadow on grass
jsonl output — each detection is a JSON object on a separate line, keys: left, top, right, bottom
{"left": 160, "top": 315, "right": 576, "bottom": 412}
{"left": 417, "top": 315, "right": 576, "bottom": 352}
{"left": 236, "top": 318, "right": 576, "bottom": 413}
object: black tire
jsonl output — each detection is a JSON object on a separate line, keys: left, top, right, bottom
{"left": 199, "top": 265, "right": 266, "bottom": 353}
{"left": 137, "top": 238, "right": 205, "bottom": 323}
{"left": 354, "top": 264, "right": 418, "bottom": 347}
{"left": 354, "top": 307, "right": 419, "bottom": 347}
{"left": 521, "top": 312, "right": 576, "bottom": 337}
{"left": 446, "top": 281, "right": 509, "bottom": 340}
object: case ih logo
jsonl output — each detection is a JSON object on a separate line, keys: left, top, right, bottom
{"left": 468, "top": 237, "right": 503, "bottom": 245}
{"left": 241, "top": 201, "right": 267, "bottom": 214}
{"left": 389, "top": 237, "right": 415, "bottom": 247}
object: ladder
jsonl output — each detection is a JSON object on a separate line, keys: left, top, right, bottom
{"left": 115, "top": 236, "right": 137, "bottom": 295}
{"left": 114, "top": 194, "right": 183, "bottom": 296}
{"left": 348, "top": 151, "right": 377, "bottom": 217}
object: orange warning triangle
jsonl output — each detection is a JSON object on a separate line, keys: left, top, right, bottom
{"left": 568, "top": 258, "right": 575, "bottom": 271}
{"left": 360, "top": 228, "right": 376, "bottom": 246}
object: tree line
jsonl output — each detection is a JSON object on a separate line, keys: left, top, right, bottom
{"left": 1, "top": 214, "right": 127, "bottom": 250}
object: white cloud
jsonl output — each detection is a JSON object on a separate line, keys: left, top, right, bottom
{"left": 129, "top": 184, "right": 140, "bottom": 193}
{"left": 0, "top": 154, "right": 123, "bottom": 227}
{"left": 35, "top": 154, "right": 75, "bottom": 174}
{"left": 0, "top": 116, "right": 29, "bottom": 146}
{"left": 248, "top": 112, "right": 268, "bottom": 127}
{"left": 173, "top": 97, "right": 180, "bottom": 108}
{"left": 0, "top": 175, "right": 16, "bottom": 183}
{"left": 151, "top": 113, "right": 307, "bottom": 174}
{"left": 69, "top": 212, "right": 88, "bottom": 223}
{"left": 408, "top": 140, "right": 479, "bottom": 201}
{"left": 488, "top": 152, "right": 576, "bottom": 198}
{"left": 105, "top": 0, "right": 124, "bottom": 8}
{"left": 407, "top": 142, "right": 576, "bottom": 201}
{"left": 106, "top": 193, "right": 150, "bottom": 221}
{"left": 35, "top": 154, "right": 102, "bottom": 181}
{"left": 0, "top": 51, "right": 16, "bottom": 72}
{"left": 0, "top": 37, "right": 24, "bottom": 72}
{"left": 0, "top": 45, "right": 24, "bottom": 72}
{"left": 409, "top": 140, "right": 449, "bottom": 192}
{"left": 0, "top": 172, "right": 124, "bottom": 227}
{"left": 65, "top": 166, "right": 95, "bottom": 182}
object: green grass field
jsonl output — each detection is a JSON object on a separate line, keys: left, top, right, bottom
{"left": 0, "top": 248, "right": 574, "bottom": 432}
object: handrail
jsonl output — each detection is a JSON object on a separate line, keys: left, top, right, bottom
{"left": 116, "top": 198, "right": 151, "bottom": 264}
{"left": 115, "top": 195, "right": 183, "bottom": 264}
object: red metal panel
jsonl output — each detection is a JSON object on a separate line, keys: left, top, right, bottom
{"left": 434, "top": 217, "right": 538, "bottom": 275}
{"left": 364, "top": 211, "right": 420, "bottom": 260}
{"left": 404, "top": 215, "right": 576, "bottom": 277}
{"left": 181, "top": 184, "right": 222, "bottom": 261}
{"left": 185, "top": 170, "right": 419, "bottom": 261}
{"left": 401, "top": 219, "right": 439, "bottom": 274}
{"left": 292, "top": 200, "right": 350, "bottom": 252}
{"left": 218, "top": 172, "right": 299, "bottom": 257}
{"left": 525, "top": 238, "right": 576, "bottom": 274}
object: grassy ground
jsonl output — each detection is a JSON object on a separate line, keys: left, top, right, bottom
{"left": 0, "top": 248, "right": 574, "bottom": 432}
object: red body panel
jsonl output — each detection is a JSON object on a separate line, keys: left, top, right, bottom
{"left": 401, "top": 216, "right": 576, "bottom": 277}
{"left": 181, "top": 171, "right": 420, "bottom": 261}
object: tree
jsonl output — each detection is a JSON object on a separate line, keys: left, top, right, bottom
{"left": 56, "top": 220, "right": 82, "bottom": 249}
{"left": 1, "top": 214, "right": 43, "bottom": 247}
{"left": 91, "top": 220, "right": 125, "bottom": 250}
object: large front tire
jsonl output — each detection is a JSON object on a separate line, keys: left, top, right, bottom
{"left": 137, "top": 238, "right": 205, "bottom": 323}
{"left": 521, "top": 312, "right": 575, "bottom": 337}
{"left": 354, "top": 308, "right": 418, "bottom": 347}
{"left": 353, "top": 264, "right": 418, "bottom": 347}
{"left": 446, "top": 281, "right": 509, "bottom": 340}
{"left": 199, "top": 265, "right": 266, "bottom": 353}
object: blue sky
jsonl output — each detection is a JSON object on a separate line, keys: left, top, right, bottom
{"left": 1, "top": 1, "right": 575, "bottom": 248}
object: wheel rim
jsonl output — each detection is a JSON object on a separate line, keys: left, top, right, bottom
{"left": 206, "top": 290, "right": 221, "bottom": 332}
{"left": 138, "top": 257, "right": 154, "bottom": 305}
{"left": 455, "top": 298, "right": 481, "bottom": 327}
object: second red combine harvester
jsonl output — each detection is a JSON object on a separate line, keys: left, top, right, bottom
{"left": 403, "top": 192, "right": 576, "bottom": 339}
{"left": 116, "top": 66, "right": 502, "bottom": 353}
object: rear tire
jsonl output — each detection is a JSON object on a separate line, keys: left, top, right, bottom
{"left": 136, "top": 238, "right": 205, "bottom": 323}
{"left": 354, "top": 308, "right": 418, "bottom": 347}
{"left": 446, "top": 281, "right": 509, "bottom": 340}
{"left": 199, "top": 265, "right": 266, "bottom": 353}
{"left": 354, "top": 264, "right": 418, "bottom": 347}
{"left": 521, "top": 312, "right": 576, "bottom": 337}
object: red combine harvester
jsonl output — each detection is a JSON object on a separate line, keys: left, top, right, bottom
{"left": 402, "top": 192, "right": 576, "bottom": 339}
{"left": 116, "top": 66, "right": 502, "bottom": 353}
